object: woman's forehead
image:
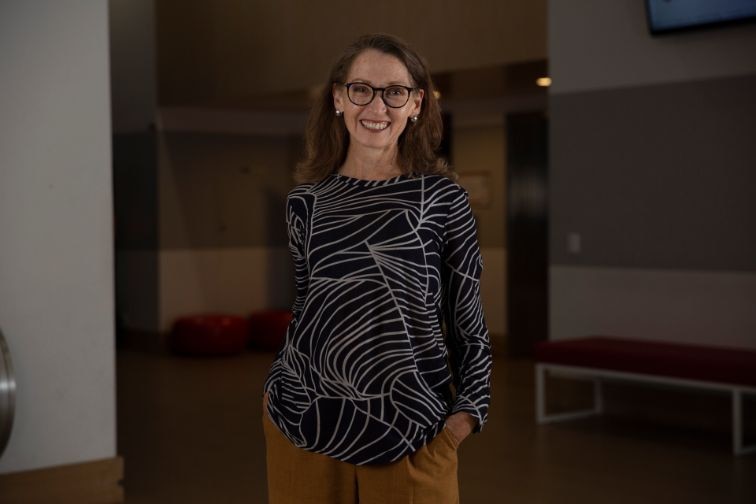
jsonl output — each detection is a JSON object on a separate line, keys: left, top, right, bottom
{"left": 346, "top": 49, "right": 413, "bottom": 86}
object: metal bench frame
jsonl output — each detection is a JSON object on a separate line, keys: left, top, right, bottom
{"left": 535, "top": 363, "right": 756, "bottom": 455}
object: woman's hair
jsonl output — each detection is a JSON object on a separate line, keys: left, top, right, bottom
{"left": 294, "top": 33, "right": 455, "bottom": 184}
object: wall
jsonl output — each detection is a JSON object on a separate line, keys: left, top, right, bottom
{"left": 151, "top": 105, "right": 518, "bottom": 339}
{"left": 453, "top": 123, "right": 508, "bottom": 343}
{"left": 110, "top": 0, "right": 160, "bottom": 336}
{"left": 0, "top": 1, "right": 116, "bottom": 472}
{"left": 112, "top": 0, "right": 549, "bottom": 339}
{"left": 156, "top": 126, "right": 302, "bottom": 331}
{"left": 109, "top": 0, "right": 156, "bottom": 134}
{"left": 549, "top": 0, "right": 756, "bottom": 347}
{"left": 155, "top": 0, "right": 547, "bottom": 105}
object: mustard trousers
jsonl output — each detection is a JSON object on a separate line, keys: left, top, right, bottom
{"left": 263, "top": 413, "right": 460, "bottom": 504}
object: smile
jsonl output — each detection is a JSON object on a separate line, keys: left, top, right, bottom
{"left": 360, "top": 120, "right": 390, "bottom": 131}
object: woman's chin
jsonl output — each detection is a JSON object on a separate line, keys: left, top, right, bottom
{"left": 352, "top": 135, "right": 397, "bottom": 152}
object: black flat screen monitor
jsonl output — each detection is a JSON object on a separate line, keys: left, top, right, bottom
{"left": 646, "top": 0, "right": 756, "bottom": 34}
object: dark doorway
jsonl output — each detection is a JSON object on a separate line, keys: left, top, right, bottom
{"left": 506, "top": 111, "right": 549, "bottom": 357}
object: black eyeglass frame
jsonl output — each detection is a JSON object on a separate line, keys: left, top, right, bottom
{"left": 338, "top": 82, "right": 419, "bottom": 109}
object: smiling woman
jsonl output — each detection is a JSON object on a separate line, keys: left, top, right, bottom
{"left": 332, "top": 49, "right": 424, "bottom": 166}
{"left": 293, "top": 33, "right": 454, "bottom": 185}
{"left": 261, "top": 33, "right": 492, "bottom": 504}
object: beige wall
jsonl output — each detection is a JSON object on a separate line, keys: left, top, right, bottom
{"left": 158, "top": 247, "right": 293, "bottom": 331}
{"left": 452, "top": 121, "right": 508, "bottom": 343}
{"left": 452, "top": 124, "right": 507, "bottom": 247}
{"left": 158, "top": 132, "right": 300, "bottom": 250}
{"left": 155, "top": 128, "right": 301, "bottom": 331}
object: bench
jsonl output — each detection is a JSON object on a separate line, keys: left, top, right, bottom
{"left": 534, "top": 336, "right": 756, "bottom": 455}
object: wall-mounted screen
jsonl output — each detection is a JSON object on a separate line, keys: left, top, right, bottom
{"left": 646, "top": 0, "right": 756, "bottom": 34}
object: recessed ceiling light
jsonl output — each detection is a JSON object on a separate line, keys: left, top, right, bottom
{"left": 536, "top": 77, "right": 552, "bottom": 87}
{"left": 433, "top": 90, "right": 442, "bottom": 100}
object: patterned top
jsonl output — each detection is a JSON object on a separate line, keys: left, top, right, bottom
{"left": 263, "top": 172, "right": 492, "bottom": 465}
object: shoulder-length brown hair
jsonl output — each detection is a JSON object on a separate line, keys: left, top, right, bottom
{"left": 294, "top": 33, "right": 455, "bottom": 184}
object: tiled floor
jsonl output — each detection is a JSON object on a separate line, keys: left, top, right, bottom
{"left": 117, "top": 349, "right": 756, "bottom": 503}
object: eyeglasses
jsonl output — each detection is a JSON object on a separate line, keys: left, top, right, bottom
{"left": 340, "top": 82, "right": 417, "bottom": 108}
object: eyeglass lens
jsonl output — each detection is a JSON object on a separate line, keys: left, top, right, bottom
{"left": 348, "top": 83, "right": 410, "bottom": 108}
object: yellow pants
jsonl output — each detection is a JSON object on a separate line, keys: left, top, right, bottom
{"left": 263, "top": 413, "right": 460, "bottom": 504}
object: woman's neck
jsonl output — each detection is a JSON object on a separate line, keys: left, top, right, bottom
{"left": 339, "top": 145, "right": 402, "bottom": 180}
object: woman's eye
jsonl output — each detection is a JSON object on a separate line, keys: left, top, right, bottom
{"left": 352, "top": 85, "right": 371, "bottom": 94}
{"left": 387, "top": 87, "right": 405, "bottom": 96}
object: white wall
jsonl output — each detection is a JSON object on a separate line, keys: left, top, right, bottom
{"left": 0, "top": 1, "right": 116, "bottom": 472}
{"left": 550, "top": 267, "right": 756, "bottom": 349}
{"left": 158, "top": 247, "right": 293, "bottom": 331}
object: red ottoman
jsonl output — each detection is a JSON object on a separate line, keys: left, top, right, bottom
{"left": 169, "top": 314, "right": 249, "bottom": 356}
{"left": 248, "top": 309, "right": 293, "bottom": 351}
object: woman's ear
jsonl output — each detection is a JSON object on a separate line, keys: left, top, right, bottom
{"left": 332, "top": 83, "right": 345, "bottom": 111}
{"left": 412, "top": 88, "right": 425, "bottom": 117}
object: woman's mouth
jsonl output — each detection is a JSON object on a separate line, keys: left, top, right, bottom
{"left": 360, "top": 119, "right": 390, "bottom": 131}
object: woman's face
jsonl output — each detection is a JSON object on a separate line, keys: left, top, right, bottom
{"left": 333, "top": 49, "right": 424, "bottom": 155}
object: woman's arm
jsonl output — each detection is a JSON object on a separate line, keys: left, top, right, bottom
{"left": 263, "top": 188, "right": 311, "bottom": 397}
{"left": 441, "top": 186, "right": 493, "bottom": 440}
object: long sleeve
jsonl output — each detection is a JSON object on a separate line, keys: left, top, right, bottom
{"left": 285, "top": 190, "right": 310, "bottom": 321}
{"left": 263, "top": 187, "right": 310, "bottom": 395}
{"left": 441, "top": 187, "right": 492, "bottom": 432}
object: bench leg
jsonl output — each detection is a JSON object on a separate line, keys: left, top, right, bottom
{"left": 536, "top": 364, "right": 603, "bottom": 424}
{"left": 536, "top": 363, "right": 546, "bottom": 423}
{"left": 733, "top": 389, "right": 756, "bottom": 455}
{"left": 593, "top": 377, "right": 604, "bottom": 414}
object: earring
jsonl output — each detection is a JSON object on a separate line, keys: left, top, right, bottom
{"left": 410, "top": 115, "right": 419, "bottom": 123}
{"left": 335, "top": 110, "right": 343, "bottom": 117}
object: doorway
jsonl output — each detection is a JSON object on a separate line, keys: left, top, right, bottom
{"left": 506, "top": 111, "right": 549, "bottom": 357}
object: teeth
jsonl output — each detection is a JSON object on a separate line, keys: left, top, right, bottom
{"left": 361, "top": 120, "right": 389, "bottom": 130}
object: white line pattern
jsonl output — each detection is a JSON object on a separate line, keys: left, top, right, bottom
{"left": 264, "top": 172, "right": 492, "bottom": 465}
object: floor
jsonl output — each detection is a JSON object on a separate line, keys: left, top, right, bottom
{"left": 117, "top": 349, "right": 756, "bottom": 503}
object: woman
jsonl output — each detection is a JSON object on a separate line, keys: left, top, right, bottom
{"left": 262, "top": 33, "right": 492, "bottom": 504}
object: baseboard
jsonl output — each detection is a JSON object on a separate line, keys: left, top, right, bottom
{"left": 0, "top": 456, "right": 123, "bottom": 503}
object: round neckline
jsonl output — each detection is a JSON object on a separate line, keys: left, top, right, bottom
{"left": 332, "top": 172, "right": 411, "bottom": 187}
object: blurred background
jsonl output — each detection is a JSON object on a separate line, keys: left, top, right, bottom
{"left": 1, "top": 0, "right": 755, "bottom": 502}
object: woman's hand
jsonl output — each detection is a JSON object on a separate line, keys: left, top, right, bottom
{"left": 444, "top": 411, "right": 477, "bottom": 446}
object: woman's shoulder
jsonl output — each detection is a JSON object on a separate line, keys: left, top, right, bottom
{"left": 285, "top": 183, "right": 317, "bottom": 221}
{"left": 286, "top": 181, "right": 316, "bottom": 199}
{"left": 420, "top": 173, "right": 468, "bottom": 201}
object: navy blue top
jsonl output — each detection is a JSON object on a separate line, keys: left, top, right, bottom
{"left": 264, "top": 172, "right": 492, "bottom": 465}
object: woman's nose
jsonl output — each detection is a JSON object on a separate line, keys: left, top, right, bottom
{"left": 367, "top": 90, "right": 388, "bottom": 112}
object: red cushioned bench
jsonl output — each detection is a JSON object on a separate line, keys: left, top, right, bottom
{"left": 534, "top": 336, "right": 756, "bottom": 455}
{"left": 169, "top": 314, "right": 249, "bottom": 356}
